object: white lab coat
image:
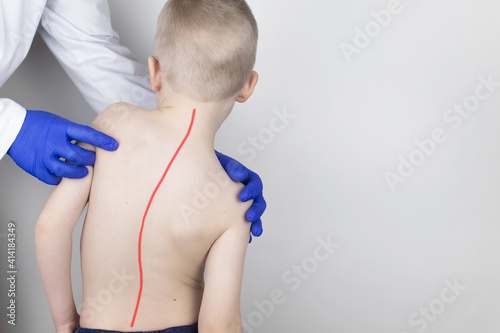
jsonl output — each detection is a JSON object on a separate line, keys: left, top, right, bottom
{"left": 0, "top": 0, "right": 156, "bottom": 159}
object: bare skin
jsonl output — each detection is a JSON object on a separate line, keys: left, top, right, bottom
{"left": 36, "top": 59, "right": 259, "bottom": 333}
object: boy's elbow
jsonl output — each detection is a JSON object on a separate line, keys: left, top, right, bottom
{"left": 35, "top": 218, "right": 53, "bottom": 240}
{"left": 35, "top": 219, "right": 52, "bottom": 253}
{"left": 35, "top": 216, "right": 66, "bottom": 237}
{"left": 36, "top": 217, "right": 49, "bottom": 234}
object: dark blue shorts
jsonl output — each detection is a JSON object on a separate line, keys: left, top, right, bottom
{"left": 75, "top": 324, "right": 198, "bottom": 333}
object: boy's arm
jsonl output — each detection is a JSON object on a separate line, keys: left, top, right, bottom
{"left": 35, "top": 145, "right": 94, "bottom": 333}
{"left": 198, "top": 214, "right": 251, "bottom": 333}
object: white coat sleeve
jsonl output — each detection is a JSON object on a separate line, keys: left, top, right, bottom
{"left": 0, "top": 99, "right": 26, "bottom": 159}
{"left": 37, "top": 0, "right": 156, "bottom": 114}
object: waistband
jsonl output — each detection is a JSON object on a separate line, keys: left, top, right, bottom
{"left": 76, "top": 323, "right": 198, "bottom": 333}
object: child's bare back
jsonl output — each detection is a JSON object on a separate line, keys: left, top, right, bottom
{"left": 36, "top": 1, "right": 259, "bottom": 332}
{"left": 79, "top": 102, "right": 250, "bottom": 331}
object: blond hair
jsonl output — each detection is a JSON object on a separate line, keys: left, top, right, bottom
{"left": 154, "top": 0, "right": 258, "bottom": 102}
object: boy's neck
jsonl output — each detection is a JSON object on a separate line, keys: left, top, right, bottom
{"left": 155, "top": 90, "right": 236, "bottom": 151}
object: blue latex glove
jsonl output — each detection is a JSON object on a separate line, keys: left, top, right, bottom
{"left": 7, "top": 110, "right": 118, "bottom": 185}
{"left": 215, "top": 150, "right": 266, "bottom": 242}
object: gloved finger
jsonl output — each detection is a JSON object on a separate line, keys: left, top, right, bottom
{"left": 250, "top": 218, "right": 263, "bottom": 237}
{"left": 228, "top": 163, "right": 248, "bottom": 183}
{"left": 38, "top": 169, "right": 62, "bottom": 186}
{"left": 249, "top": 233, "right": 252, "bottom": 244}
{"left": 46, "top": 157, "right": 89, "bottom": 179}
{"left": 239, "top": 171, "right": 263, "bottom": 201}
{"left": 215, "top": 150, "right": 249, "bottom": 182}
{"left": 55, "top": 143, "right": 96, "bottom": 166}
{"left": 66, "top": 123, "right": 118, "bottom": 152}
{"left": 214, "top": 150, "right": 230, "bottom": 165}
{"left": 246, "top": 194, "right": 266, "bottom": 222}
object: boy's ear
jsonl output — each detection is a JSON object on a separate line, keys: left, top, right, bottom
{"left": 236, "top": 71, "right": 259, "bottom": 103}
{"left": 148, "top": 56, "right": 162, "bottom": 93}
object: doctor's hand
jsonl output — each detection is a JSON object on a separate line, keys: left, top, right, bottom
{"left": 7, "top": 110, "right": 118, "bottom": 185}
{"left": 215, "top": 150, "right": 266, "bottom": 243}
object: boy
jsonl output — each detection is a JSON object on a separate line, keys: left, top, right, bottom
{"left": 35, "top": 0, "right": 259, "bottom": 332}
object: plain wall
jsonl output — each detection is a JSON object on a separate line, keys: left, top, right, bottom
{"left": 2, "top": 0, "right": 500, "bottom": 332}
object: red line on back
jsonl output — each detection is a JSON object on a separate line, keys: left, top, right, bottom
{"left": 130, "top": 108, "right": 196, "bottom": 327}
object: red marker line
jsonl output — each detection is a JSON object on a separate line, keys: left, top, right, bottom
{"left": 130, "top": 108, "right": 196, "bottom": 327}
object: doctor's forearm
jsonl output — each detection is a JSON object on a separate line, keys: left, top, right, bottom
{"left": 39, "top": 0, "right": 156, "bottom": 113}
{"left": 0, "top": 99, "right": 26, "bottom": 159}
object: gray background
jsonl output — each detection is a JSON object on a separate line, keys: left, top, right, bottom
{"left": 2, "top": 0, "right": 500, "bottom": 332}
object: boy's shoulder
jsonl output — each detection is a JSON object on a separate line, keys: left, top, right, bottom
{"left": 197, "top": 165, "right": 252, "bottom": 231}
{"left": 92, "top": 102, "right": 149, "bottom": 134}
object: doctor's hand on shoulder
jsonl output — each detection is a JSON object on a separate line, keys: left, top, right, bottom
{"left": 7, "top": 110, "right": 118, "bottom": 185}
